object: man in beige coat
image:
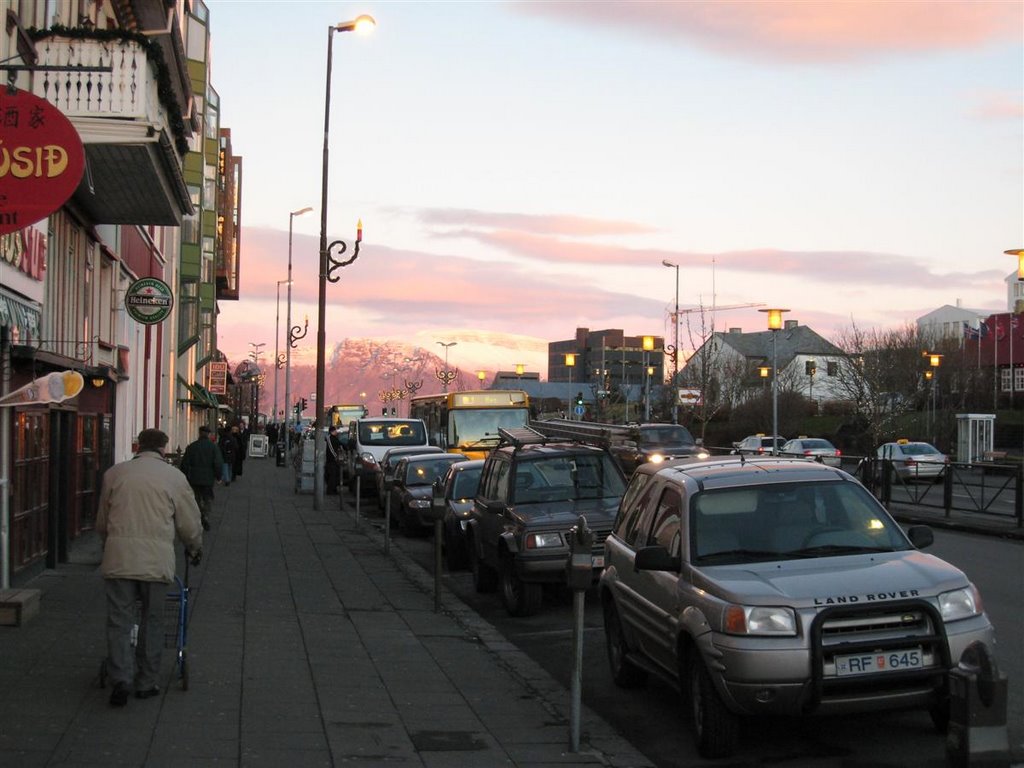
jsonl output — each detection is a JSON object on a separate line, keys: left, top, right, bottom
{"left": 96, "top": 428, "right": 203, "bottom": 707}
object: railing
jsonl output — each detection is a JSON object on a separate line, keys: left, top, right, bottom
{"left": 32, "top": 36, "right": 169, "bottom": 127}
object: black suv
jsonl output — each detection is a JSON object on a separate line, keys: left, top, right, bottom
{"left": 467, "top": 427, "right": 626, "bottom": 617}
{"left": 610, "top": 422, "right": 709, "bottom": 477}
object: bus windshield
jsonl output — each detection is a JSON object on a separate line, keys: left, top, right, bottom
{"left": 450, "top": 407, "right": 529, "bottom": 449}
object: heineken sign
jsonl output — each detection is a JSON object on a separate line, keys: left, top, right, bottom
{"left": 125, "top": 277, "right": 173, "bottom": 325}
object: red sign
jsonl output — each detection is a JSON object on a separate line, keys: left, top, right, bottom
{"left": 0, "top": 88, "right": 85, "bottom": 236}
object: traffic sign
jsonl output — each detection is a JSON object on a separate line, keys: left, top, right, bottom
{"left": 574, "top": 405, "right": 585, "bottom": 416}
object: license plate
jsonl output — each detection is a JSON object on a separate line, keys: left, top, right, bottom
{"left": 835, "top": 648, "right": 923, "bottom": 677}
{"left": 592, "top": 555, "right": 605, "bottom": 568}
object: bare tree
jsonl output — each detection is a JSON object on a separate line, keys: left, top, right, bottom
{"left": 830, "top": 321, "right": 929, "bottom": 448}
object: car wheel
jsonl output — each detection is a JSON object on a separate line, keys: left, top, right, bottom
{"left": 688, "top": 652, "right": 740, "bottom": 759}
{"left": 603, "top": 599, "right": 647, "bottom": 688}
{"left": 499, "top": 553, "right": 542, "bottom": 617}
{"left": 470, "top": 535, "right": 498, "bottom": 593}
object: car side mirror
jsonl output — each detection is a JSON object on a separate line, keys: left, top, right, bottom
{"left": 634, "top": 545, "right": 680, "bottom": 572}
{"left": 482, "top": 498, "right": 506, "bottom": 515}
{"left": 906, "top": 524, "right": 934, "bottom": 549}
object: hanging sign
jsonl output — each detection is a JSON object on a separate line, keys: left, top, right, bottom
{"left": 125, "top": 277, "right": 174, "bottom": 325}
{"left": 0, "top": 370, "right": 84, "bottom": 407}
{"left": 0, "top": 88, "right": 86, "bottom": 236}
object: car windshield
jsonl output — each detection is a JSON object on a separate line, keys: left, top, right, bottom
{"left": 358, "top": 421, "right": 426, "bottom": 446}
{"left": 689, "top": 480, "right": 909, "bottom": 565}
{"left": 901, "top": 444, "right": 941, "bottom": 457}
{"left": 513, "top": 453, "right": 625, "bottom": 502}
{"left": 451, "top": 466, "right": 483, "bottom": 499}
{"left": 639, "top": 425, "right": 695, "bottom": 447}
{"left": 406, "top": 458, "right": 462, "bottom": 487}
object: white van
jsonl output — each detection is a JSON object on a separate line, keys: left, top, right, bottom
{"left": 345, "top": 417, "right": 428, "bottom": 496}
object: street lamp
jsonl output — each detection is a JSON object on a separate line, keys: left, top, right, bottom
{"left": 759, "top": 308, "right": 788, "bottom": 454}
{"left": 662, "top": 260, "right": 680, "bottom": 423}
{"left": 477, "top": 370, "right": 488, "bottom": 388}
{"left": 436, "top": 341, "right": 458, "bottom": 392}
{"left": 515, "top": 363, "right": 525, "bottom": 380}
{"left": 926, "top": 353, "right": 942, "bottom": 444}
{"left": 1006, "top": 248, "right": 1024, "bottom": 279}
{"left": 274, "top": 279, "right": 291, "bottom": 425}
{"left": 314, "top": 13, "right": 375, "bottom": 510}
{"left": 641, "top": 336, "right": 654, "bottom": 421}
{"left": 284, "top": 205, "right": 312, "bottom": 464}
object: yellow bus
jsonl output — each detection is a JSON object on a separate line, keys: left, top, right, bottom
{"left": 409, "top": 390, "right": 529, "bottom": 459}
{"left": 329, "top": 403, "right": 368, "bottom": 430}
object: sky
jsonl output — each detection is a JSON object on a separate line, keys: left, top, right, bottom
{"left": 209, "top": 0, "right": 1024, "bottom": 378}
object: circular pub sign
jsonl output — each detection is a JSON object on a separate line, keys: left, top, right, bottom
{"left": 125, "top": 277, "right": 174, "bottom": 325}
{"left": 0, "top": 88, "right": 86, "bottom": 236}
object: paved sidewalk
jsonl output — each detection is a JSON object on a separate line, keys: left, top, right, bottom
{"left": 0, "top": 459, "right": 654, "bottom": 767}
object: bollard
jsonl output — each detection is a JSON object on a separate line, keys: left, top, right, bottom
{"left": 383, "top": 479, "right": 391, "bottom": 556}
{"left": 946, "top": 641, "right": 1010, "bottom": 768}
{"left": 565, "top": 515, "right": 594, "bottom": 753}
{"left": 355, "top": 475, "right": 361, "bottom": 524}
{"left": 430, "top": 479, "right": 446, "bottom": 613}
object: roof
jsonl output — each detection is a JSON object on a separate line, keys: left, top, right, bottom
{"left": 713, "top": 324, "right": 845, "bottom": 369}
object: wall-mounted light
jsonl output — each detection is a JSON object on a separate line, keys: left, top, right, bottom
{"left": 91, "top": 377, "right": 105, "bottom": 388}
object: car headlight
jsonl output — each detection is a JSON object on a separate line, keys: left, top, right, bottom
{"left": 724, "top": 604, "right": 797, "bottom": 636}
{"left": 359, "top": 452, "right": 377, "bottom": 465}
{"left": 938, "top": 586, "right": 982, "bottom": 622}
{"left": 695, "top": 451, "right": 710, "bottom": 460}
{"left": 648, "top": 453, "right": 665, "bottom": 464}
{"left": 409, "top": 499, "right": 431, "bottom": 509}
{"left": 525, "top": 532, "right": 563, "bottom": 549}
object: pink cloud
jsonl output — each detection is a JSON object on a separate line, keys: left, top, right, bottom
{"left": 971, "top": 91, "right": 1024, "bottom": 120}
{"left": 514, "top": 1, "right": 1022, "bottom": 63}
{"left": 416, "top": 207, "right": 657, "bottom": 237}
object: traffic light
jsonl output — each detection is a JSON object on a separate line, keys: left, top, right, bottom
{"left": 575, "top": 392, "right": 584, "bottom": 406}
{"left": 300, "top": 397, "right": 307, "bottom": 413}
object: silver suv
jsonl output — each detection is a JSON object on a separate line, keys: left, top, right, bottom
{"left": 600, "top": 457, "right": 996, "bottom": 758}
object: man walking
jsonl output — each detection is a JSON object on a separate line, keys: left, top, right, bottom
{"left": 325, "top": 424, "right": 342, "bottom": 495}
{"left": 180, "top": 424, "right": 224, "bottom": 530}
{"left": 97, "top": 428, "right": 203, "bottom": 707}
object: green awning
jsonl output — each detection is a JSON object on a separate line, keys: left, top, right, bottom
{"left": 177, "top": 375, "right": 217, "bottom": 409}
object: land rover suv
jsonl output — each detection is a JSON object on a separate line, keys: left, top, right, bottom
{"left": 467, "top": 427, "right": 626, "bottom": 617}
{"left": 600, "top": 457, "right": 996, "bottom": 759}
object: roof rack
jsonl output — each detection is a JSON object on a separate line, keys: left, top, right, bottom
{"left": 529, "top": 419, "right": 626, "bottom": 449}
{"left": 497, "top": 426, "right": 549, "bottom": 449}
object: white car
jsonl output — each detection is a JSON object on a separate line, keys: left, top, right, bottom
{"left": 877, "top": 440, "right": 948, "bottom": 481}
{"left": 781, "top": 437, "right": 841, "bottom": 467}
{"left": 731, "top": 434, "right": 787, "bottom": 456}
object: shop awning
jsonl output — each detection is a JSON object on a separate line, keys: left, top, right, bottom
{"left": 0, "top": 287, "right": 41, "bottom": 344}
{"left": 177, "top": 375, "right": 218, "bottom": 409}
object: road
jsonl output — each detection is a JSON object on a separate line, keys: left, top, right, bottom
{"left": 349, "top": 491, "right": 1022, "bottom": 767}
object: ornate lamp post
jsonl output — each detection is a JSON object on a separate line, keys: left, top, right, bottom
{"left": 274, "top": 279, "right": 291, "bottom": 425}
{"left": 662, "top": 260, "right": 680, "bottom": 423}
{"left": 314, "top": 13, "right": 376, "bottom": 510}
{"left": 436, "top": 341, "right": 458, "bottom": 392}
{"left": 759, "top": 308, "right": 789, "bottom": 455}
{"left": 284, "top": 206, "right": 312, "bottom": 463}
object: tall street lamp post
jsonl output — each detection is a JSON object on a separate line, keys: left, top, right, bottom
{"left": 274, "top": 279, "right": 291, "bottom": 425}
{"left": 662, "top": 260, "right": 680, "bottom": 423}
{"left": 284, "top": 206, "right": 312, "bottom": 464}
{"left": 760, "top": 308, "right": 789, "bottom": 455}
{"left": 927, "top": 352, "right": 942, "bottom": 445}
{"left": 314, "top": 14, "right": 375, "bottom": 511}
{"left": 436, "top": 341, "right": 458, "bottom": 391}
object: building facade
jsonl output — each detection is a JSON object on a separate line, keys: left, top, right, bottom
{"left": 0, "top": 0, "right": 240, "bottom": 585}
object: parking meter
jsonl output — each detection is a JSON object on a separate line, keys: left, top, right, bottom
{"left": 565, "top": 515, "right": 594, "bottom": 592}
{"left": 429, "top": 478, "right": 446, "bottom": 522}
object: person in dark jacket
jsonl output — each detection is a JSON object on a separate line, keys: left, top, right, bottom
{"left": 179, "top": 425, "right": 224, "bottom": 531}
{"left": 219, "top": 427, "right": 238, "bottom": 485}
{"left": 231, "top": 425, "right": 246, "bottom": 478}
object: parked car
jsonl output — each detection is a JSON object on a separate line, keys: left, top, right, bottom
{"left": 468, "top": 427, "right": 626, "bottom": 617}
{"left": 780, "top": 437, "right": 841, "bottom": 466}
{"left": 387, "top": 452, "right": 468, "bottom": 535}
{"left": 600, "top": 456, "right": 995, "bottom": 758}
{"left": 877, "top": 440, "right": 948, "bottom": 481}
{"left": 376, "top": 445, "right": 444, "bottom": 510}
{"left": 344, "top": 417, "right": 428, "bottom": 496}
{"left": 434, "top": 459, "right": 486, "bottom": 570}
{"left": 731, "top": 434, "right": 787, "bottom": 455}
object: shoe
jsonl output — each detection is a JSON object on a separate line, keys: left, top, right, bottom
{"left": 201, "top": 516, "right": 211, "bottom": 531}
{"left": 109, "top": 684, "right": 129, "bottom": 707}
{"left": 135, "top": 687, "right": 160, "bottom": 700}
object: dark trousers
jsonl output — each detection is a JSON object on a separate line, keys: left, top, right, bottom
{"left": 325, "top": 460, "right": 340, "bottom": 494}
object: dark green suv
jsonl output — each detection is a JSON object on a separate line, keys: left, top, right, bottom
{"left": 467, "top": 427, "right": 626, "bottom": 617}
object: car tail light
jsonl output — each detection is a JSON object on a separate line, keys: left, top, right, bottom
{"left": 835, "top": 449, "right": 841, "bottom": 457}
{"left": 803, "top": 450, "right": 812, "bottom": 456}
{"left": 905, "top": 457, "right": 916, "bottom": 466}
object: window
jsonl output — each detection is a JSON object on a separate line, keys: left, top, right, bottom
{"left": 1001, "top": 368, "right": 1012, "bottom": 393}
{"left": 617, "top": 478, "right": 660, "bottom": 548}
{"left": 649, "top": 488, "right": 682, "bottom": 555}
{"left": 827, "top": 361, "right": 838, "bottom": 377}
{"left": 1015, "top": 367, "right": 1024, "bottom": 393}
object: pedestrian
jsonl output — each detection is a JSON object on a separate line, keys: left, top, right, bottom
{"left": 325, "top": 425, "right": 342, "bottom": 494}
{"left": 218, "top": 426, "right": 238, "bottom": 485}
{"left": 230, "top": 424, "right": 245, "bottom": 478}
{"left": 179, "top": 424, "right": 224, "bottom": 531}
{"left": 96, "top": 428, "right": 203, "bottom": 708}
